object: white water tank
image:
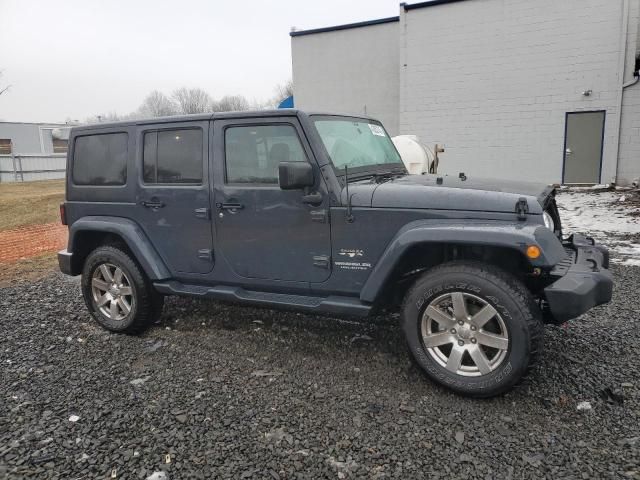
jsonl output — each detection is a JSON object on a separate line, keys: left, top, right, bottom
{"left": 392, "top": 135, "right": 435, "bottom": 174}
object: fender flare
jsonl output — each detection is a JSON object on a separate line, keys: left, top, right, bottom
{"left": 360, "top": 219, "right": 566, "bottom": 303}
{"left": 68, "top": 216, "right": 171, "bottom": 280}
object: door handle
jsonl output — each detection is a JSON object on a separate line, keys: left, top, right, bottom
{"left": 301, "top": 191, "right": 323, "bottom": 206}
{"left": 565, "top": 148, "right": 573, "bottom": 155}
{"left": 216, "top": 202, "right": 244, "bottom": 211}
{"left": 140, "top": 200, "right": 165, "bottom": 209}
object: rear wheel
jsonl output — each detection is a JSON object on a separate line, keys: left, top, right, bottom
{"left": 81, "top": 245, "right": 163, "bottom": 333}
{"left": 401, "top": 261, "right": 542, "bottom": 398}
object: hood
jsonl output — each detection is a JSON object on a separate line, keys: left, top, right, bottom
{"left": 343, "top": 174, "right": 553, "bottom": 214}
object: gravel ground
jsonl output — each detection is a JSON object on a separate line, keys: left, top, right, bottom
{"left": 1, "top": 265, "right": 639, "bottom": 480}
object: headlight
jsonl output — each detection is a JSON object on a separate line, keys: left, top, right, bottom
{"left": 543, "top": 211, "right": 555, "bottom": 231}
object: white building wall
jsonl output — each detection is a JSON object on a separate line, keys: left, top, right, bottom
{"left": 291, "top": 21, "right": 400, "bottom": 135}
{"left": 618, "top": 0, "right": 640, "bottom": 185}
{"left": 400, "top": 0, "right": 633, "bottom": 184}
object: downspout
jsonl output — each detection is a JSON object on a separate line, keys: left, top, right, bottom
{"left": 612, "top": 0, "right": 631, "bottom": 184}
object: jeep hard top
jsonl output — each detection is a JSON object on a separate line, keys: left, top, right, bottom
{"left": 58, "top": 109, "right": 613, "bottom": 397}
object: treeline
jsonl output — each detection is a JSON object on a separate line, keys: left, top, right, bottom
{"left": 80, "top": 80, "right": 293, "bottom": 124}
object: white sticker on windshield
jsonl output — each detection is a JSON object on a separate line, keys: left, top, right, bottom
{"left": 368, "top": 123, "right": 386, "bottom": 137}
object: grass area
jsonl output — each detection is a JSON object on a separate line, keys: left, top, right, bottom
{"left": 0, "top": 252, "right": 59, "bottom": 287}
{"left": 0, "top": 179, "right": 65, "bottom": 231}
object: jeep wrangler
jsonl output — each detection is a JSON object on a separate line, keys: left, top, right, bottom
{"left": 58, "top": 110, "right": 613, "bottom": 397}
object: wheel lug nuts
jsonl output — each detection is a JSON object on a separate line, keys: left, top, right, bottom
{"left": 471, "top": 338, "right": 477, "bottom": 344}
{"left": 457, "top": 320, "right": 464, "bottom": 326}
{"left": 458, "top": 340, "right": 465, "bottom": 347}
{"left": 450, "top": 328, "right": 457, "bottom": 334}
{"left": 470, "top": 325, "right": 477, "bottom": 331}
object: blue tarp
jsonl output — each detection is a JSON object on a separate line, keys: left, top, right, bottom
{"left": 277, "top": 96, "right": 294, "bottom": 108}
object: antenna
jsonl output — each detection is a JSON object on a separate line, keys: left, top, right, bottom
{"left": 344, "top": 165, "right": 354, "bottom": 223}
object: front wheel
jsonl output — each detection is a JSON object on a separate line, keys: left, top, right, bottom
{"left": 81, "top": 245, "right": 163, "bottom": 333}
{"left": 401, "top": 261, "right": 543, "bottom": 398}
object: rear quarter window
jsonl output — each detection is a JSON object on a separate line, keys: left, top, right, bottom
{"left": 72, "top": 132, "right": 128, "bottom": 185}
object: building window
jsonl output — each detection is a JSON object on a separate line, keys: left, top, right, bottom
{"left": 73, "top": 132, "right": 128, "bottom": 185}
{"left": 0, "top": 139, "right": 11, "bottom": 155}
{"left": 52, "top": 139, "right": 68, "bottom": 153}
{"left": 143, "top": 128, "right": 203, "bottom": 184}
{"left": 224, "top": 124, "right": 306, "bottom": 184}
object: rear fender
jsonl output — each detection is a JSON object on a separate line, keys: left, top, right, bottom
{"left": 68, "top": 216, "right": 171, "bottom": 280}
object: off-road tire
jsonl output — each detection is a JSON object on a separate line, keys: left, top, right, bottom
{"left": 81, "top": 245, "right": 163, "bottom": 333}
{"left": 401, "top": 261, "right": 543, "bottom": 398}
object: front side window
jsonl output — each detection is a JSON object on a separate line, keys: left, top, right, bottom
{"left": 225, "top": 124, "right": 306, "bottom": 184}
{"left": 312, "top": 117, "right": 403, "bottom": 173}
{"left": 73, "top": 132, "right": 128, "bottom": 185}
{"left": 143, "top": 128, "right": 202, "bottom": 184}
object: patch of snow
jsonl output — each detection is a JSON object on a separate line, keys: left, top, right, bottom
{"left": 556, "top": 191, "right": 640, "bottom": 265}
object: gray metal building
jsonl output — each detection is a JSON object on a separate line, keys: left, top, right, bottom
{"left": 0, "top": 122, "right": 70, "bottom": 182}
{"left": 291, "top": 0, "right": 640, "bottom": 186}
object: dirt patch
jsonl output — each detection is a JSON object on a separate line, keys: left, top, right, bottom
{"left": 0, "top": 179, "right": 65, "bottom": 231}
{"left": 0, "top": 252, "right": 59, "bottom": 287}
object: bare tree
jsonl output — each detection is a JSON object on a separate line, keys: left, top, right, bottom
{"left": 138, "top": 91, "right": 177, "bottom": 117}
{"left": 212, "top": 95, "right": 250, "bottom": 112}
{"left": 274, "top": 79, "right": 293, "bottom": 101}
{"left": 172, "top": 87, "right": 213, "bottom": 114}
{"left": 0, "top": 71, "right": 10, "bottom": 96}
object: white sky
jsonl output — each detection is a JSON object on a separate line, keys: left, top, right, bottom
{"left": 0, "top": 0, "right": 399, "bottom": 123}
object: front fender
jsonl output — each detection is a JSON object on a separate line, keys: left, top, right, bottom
{"left": 360, "top": 219, "right": 565, "bottom": 303}
{"left": 68, "top": 216, "right": 171, "bottom": 280}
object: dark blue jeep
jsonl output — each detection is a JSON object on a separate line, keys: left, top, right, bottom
{"left": 58, "top": 110, "right": 612, "bottom": 397}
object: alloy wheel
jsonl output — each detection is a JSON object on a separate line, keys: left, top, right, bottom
{"left": 420, "top": 292, "right": 509, "bottom": 376}
{"left": 91, "top": 263, "right": 134, "bottom": 321}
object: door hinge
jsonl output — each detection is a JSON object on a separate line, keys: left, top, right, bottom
{"left": 310, "top": 209, "right": 328, "bottom": 223}
{"left": 198, "top": 249, "right": 213, "bottom": 261}
{"left": 313, "top": 255, "right": 330, "bottom": 268}
{"left": 515, "top": 197, "right": 529, "bottom": 221}
{"left": 195, "top": 207, "right": 210, "bottom": 219}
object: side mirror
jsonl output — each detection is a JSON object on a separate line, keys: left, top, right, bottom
{"left": 278, "top": 162, "right": 314, "bottom": 190}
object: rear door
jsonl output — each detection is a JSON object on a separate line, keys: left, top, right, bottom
{"left": 133, "top": 120, "right": 214, "bottom": 275}
{"left": 211, "top": 116, "right": 331, "bottom": 282}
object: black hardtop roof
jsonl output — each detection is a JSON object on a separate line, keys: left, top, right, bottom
{"left": 70, "top": 109, "right": 381, "bottom": 133}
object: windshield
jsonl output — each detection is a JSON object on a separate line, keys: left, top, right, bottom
{"left": 312, "top": 116, "right": 404, "bottom": 174}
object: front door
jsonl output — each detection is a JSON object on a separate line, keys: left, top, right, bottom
{"left": 563, "top": 111, "right": 605, "bottom": 184}
{"left": 212, "top": 117, "right": 331, "bottom": 282}
{"left": 134, "top": 120, "right": 213, "bottom": 275}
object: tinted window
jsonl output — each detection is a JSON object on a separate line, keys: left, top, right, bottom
{"left": 225, "top": 125, "right": 306, "bottom": 184}
{"left": 143, "top": 129, "right": 202, "bottom": 184}
{"left": 73, "top": 133, "right": 128, "bottom": 185}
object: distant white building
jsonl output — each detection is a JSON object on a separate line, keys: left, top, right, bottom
{"left": 291, "top": 0, "right": 640, "bottom": 186}
{"left": 0, "top": 122, "right": 71, "bottom": 182}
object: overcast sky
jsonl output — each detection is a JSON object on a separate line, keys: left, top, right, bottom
{"left": 0, "top": 0, "right": 399, "bottom": 123}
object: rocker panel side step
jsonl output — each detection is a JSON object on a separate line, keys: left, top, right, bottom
{"left": 153, "top": 281, "right": 372, "bottom": 317}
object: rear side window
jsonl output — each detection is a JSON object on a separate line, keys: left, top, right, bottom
{"left": 143, "top": 128, "right": 203, "bottom": 184}
{"left": 225, "top": 124, "right": 306, "bottom": 184}
{"left": 73, "top": 133, "right": 128, "bottom": 185}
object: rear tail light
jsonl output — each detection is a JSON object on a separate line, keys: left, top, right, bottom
{"left": 60, "top": 203, "right": 67, "bottom": 225}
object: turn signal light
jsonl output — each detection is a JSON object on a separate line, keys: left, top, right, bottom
{"left": 526, "top": 245, "right": 541, "bottom": 259}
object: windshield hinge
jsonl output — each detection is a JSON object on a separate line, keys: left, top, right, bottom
{"left": 515, "top": 197, "right": 529, "bottom": 221}
{"left": 313, "top": 255, "right": 330, "bottom": 269}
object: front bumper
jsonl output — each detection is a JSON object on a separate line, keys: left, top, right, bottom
{"left": 543, "top": 234, "right": 613, "bottom": 324}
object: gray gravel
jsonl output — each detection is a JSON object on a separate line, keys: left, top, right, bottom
{"left": 1, "top": 265, "right": 639, "bottom": 479}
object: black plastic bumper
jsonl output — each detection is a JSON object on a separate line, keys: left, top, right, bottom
{"left": 58, "top": 249, "right": 75, "bottom": 276}
{"left": 543, "top": 235, "right": 613, "bottom": 324}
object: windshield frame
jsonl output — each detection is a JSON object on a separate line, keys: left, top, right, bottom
{"left": 310, "top": 114, "right": 406, "bottom": 180}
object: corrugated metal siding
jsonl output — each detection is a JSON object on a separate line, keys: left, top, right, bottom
{"left": 0, "top": 154, "right": 66, "bottom": 182}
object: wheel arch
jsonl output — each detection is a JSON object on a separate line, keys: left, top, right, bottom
{"left": 360, "top": 220, "right": 566, "bottom": 305}
{"left": 67, "top": 216, "right": 171, "bottom": 280}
